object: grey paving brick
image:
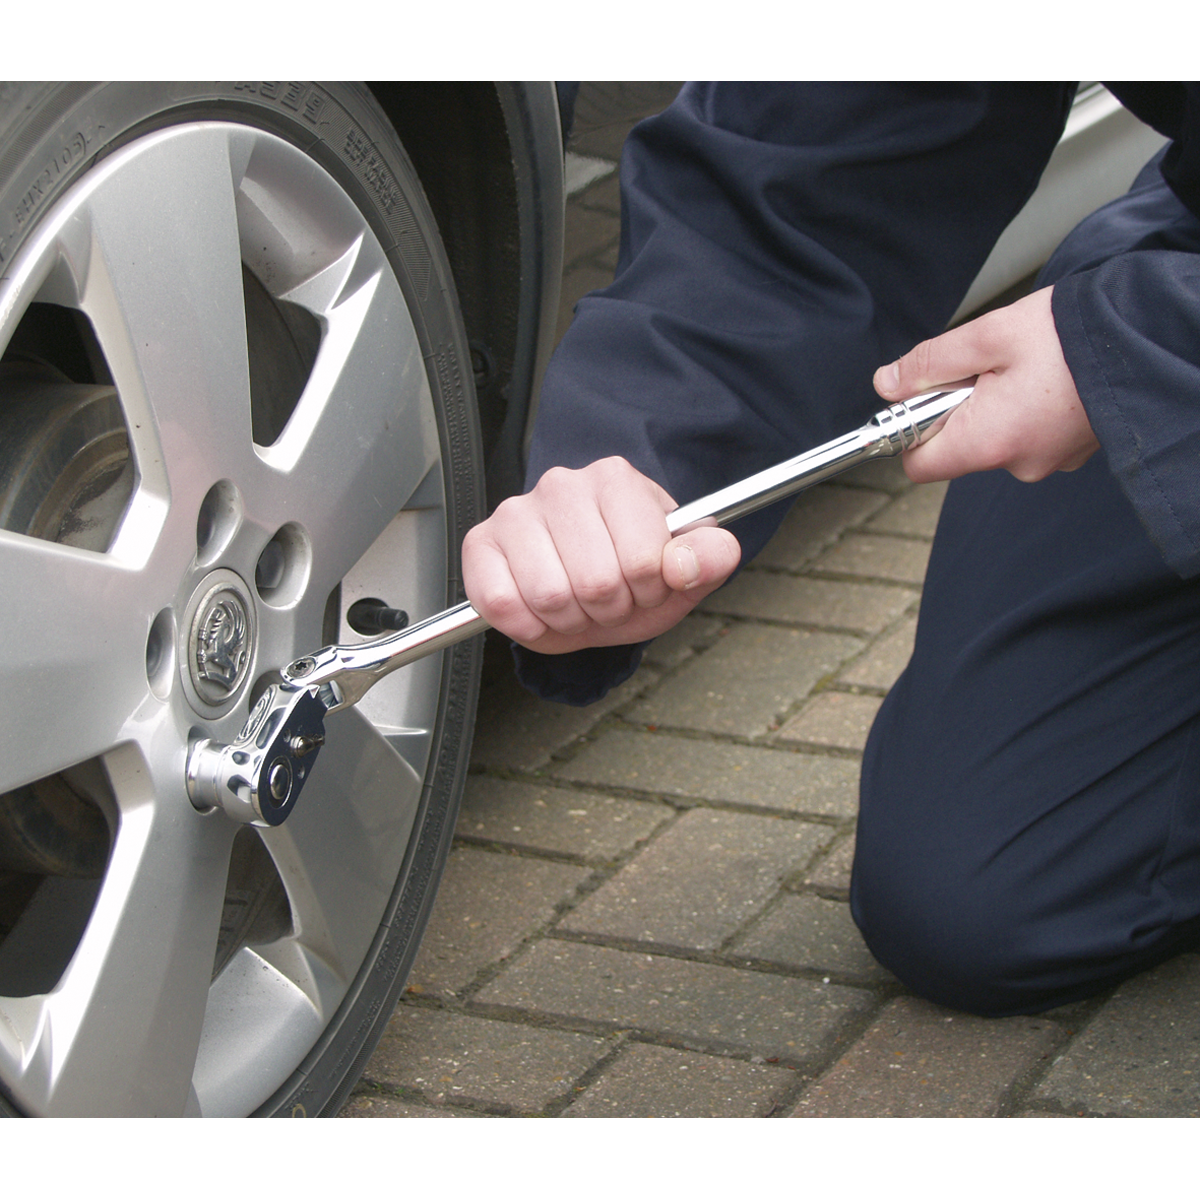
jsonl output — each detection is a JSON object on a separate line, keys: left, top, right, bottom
{"left": 574, "top": 171, "right": 621, "bottom": 214}
{"left": 777, "top": 691, "right": 883, "bottom": 752}
{"left": 553, "top": 728, "right": 860, "bottom": 818}
{"left": 838, "top": 615, "right": 918, "bottom": 691}
{"left": 555, "top": 264, "right": 618, "bottom": 343}
{"left": 478, "top": 940, "right": 874, "bottom": 1062}
{"left": 459, "top": 776, "right": 671, "bottom": 863}
{"left": 407, "top": 846, "right": 590, "bottom": 996}
{"left": 731, "top": 894, "right": 893, "bottom": 983}
{"left": 753, "top": 485, "right": 890, "bottom": 571}
{"left": 790, "top": 996, "right": 1060, "bottom": 1117}
{"left": 805, "top": 833, "right": 857, "bottom": 896}
{"left": 641, "top": 612, "right": 727, "bottom": 670}
{"left": 471, "top": 660, "right": 651, "bottom": 771}
{"left": 811, "top": 533, "right": 932, "bottom": 585}
{"left": 568, "top": 82, "right": 682, "bottom": 160}
{"left": 560, "top": 809, "right": 834, "bottom": 950}
{"left": 563, "top": 202, "right": 621, "bottom": 267}
{"left": 594, "top": 240, "right": 620, "bottom": 273}
{"left": 702, "top": 572, "right": 915, "bottom": 635}
{"left": 339, "top": 1094, "right": 487, "bottom": 1117}
{"left": 366, "top": 1005, "right": 609, "bottom": 1111}
{"left": 1034, "top": 954, "right": 1200, "bottom": 1116}
{"left": 563, "top": 1042, "right": 796, "bottom": 1117}
{"left": 627, "top": 624, "right": 863, "bottom": 738}
{"left": 865, "top": 480, "right": 949, "bottom": 538}
{"left": 838, "top": 455, "right": 913, "bottom": 493}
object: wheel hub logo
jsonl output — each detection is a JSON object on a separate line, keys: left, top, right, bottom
{"left": 193, "top": 589, "right": 252, "bottom": 700}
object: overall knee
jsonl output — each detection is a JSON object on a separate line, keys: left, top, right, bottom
{"left": 850, "top": 850, "right": 1059, "bottom": 1017}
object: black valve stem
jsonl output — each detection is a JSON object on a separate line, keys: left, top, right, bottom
{"left": 346, "top": 598, "right": 410, "bottom": 636}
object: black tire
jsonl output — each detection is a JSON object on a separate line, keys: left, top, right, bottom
{"left": 0, "top": 83, "right": 483, "bottom": 1116}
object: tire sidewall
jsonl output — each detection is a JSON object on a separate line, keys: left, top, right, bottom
{"left": 0, "top": 81, "right": 484, "bottom": 1117}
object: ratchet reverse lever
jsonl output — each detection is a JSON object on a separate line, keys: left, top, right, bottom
{"left": 186, "top": 386, "right": 970, "bottom": 826}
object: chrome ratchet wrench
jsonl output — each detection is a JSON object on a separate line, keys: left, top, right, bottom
{"left": 186, "top": 386, "right": 970, "bottom": 826}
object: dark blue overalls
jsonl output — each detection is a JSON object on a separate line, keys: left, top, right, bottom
{"left": 516, "top": 84, "right": 1200, "bottom": 1014}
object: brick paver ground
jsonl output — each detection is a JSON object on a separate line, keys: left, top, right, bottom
{"left": 340, "top": 84, "right": 1200, "bottom": 1119}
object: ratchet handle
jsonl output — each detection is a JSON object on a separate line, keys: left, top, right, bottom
{"left": 667, "top": 387, "right": 969, "bottom": 532}
{"left": 293, "top": 386, "right": 970, "bottom": 705}
{"left": 186, "top": 386, "right": 969, "bottom": 825}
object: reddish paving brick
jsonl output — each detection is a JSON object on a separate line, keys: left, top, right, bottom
{"left": 477, "top": 940, "right": 874, "bottom": 1063}
{"left": 805, "top": 833, "right": 857, "bottom": 896}
{"left": 777, "top": 691, "right": 883, "bottom": 753}
{"left": 702, "top": 572, "right": 914, "bottom": 635}
{"left": 1034, "top": 954, "right": 1200, "bottom": 1117}
{"left": 838, "top": 615, "right": 918, "bottom": 691}
{"left": 366, "top": 1006, "right": 609, "bottom": 1112}
{"left": 553, "top": 728, "right": 860, "bottom": 818}
{"left": 563, "top": 1042, "right": 796, "bottom": 1117}
{"left": 812, "top": 533, "right": 932, "bottom": 585}
{"left": 459, "top": 775, "right": 671, "bottom": 863}
{"left": 865, "top": 480, "right": 949, "bottom": 538}
{"left": 790, "top": 996, "right": 1060, "bottom": 1117}
{"left": 754, "top": 485, "right": 890, "bottom": 571}
{"left": 627, "top": 623, "right": 862, "bottom": 738}
{"left": 339, "top": 1094, "right": 486, "bottom": 1117}
{"left": 640, "top": 613, "right": 727, "bottom": 670}
{"left": 407, "top": 846, "right": 590, "bottom": 996}
{"left": 470, "top": 659, "right": 652, "bottom": 771}
{"left": 731, "top": 893, "right": 894, "bottom": 983}
{"left": 559, "top": 808, "right": 833, "bottom": 951}
{"left": 838, "top": 455, "right": 913, "bottom": 493}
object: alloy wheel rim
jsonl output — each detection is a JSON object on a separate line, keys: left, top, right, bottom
{"left": 0, "top": 120, "right": 451, "bottom": 1115}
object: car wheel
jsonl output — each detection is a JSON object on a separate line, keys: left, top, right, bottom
{"left": 0, "top": 83, "right": 484, "bottom": 1116}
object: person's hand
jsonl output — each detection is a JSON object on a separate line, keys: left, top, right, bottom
{"left": 463, "top": 456, "right": 742, "bottom": 654}
{"left": 873, "top": 286, "right": 1099, "bottom": 484}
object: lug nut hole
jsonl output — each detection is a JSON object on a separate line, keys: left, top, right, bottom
{"left": 146, "top": 607, "right": 176, "bottom": 700}
{"left": 196, "top": 480, "right": 243, "bottom": 565}
{"left": 255, "top": 523, "right": 311, "bottom": 609}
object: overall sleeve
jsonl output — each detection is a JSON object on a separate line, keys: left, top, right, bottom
{"left": 1053, "top": 246, "right": 1200, "bottom": 578}
{"left": 517, "top": 82, "right": 1075, "bottom": 704}
{"left": 1047, "top": 86, "right": 1200, "bottom": 581}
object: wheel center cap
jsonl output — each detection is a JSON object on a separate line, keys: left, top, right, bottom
{"left": 182, "top": 570, "right": 257, "bottom": 713}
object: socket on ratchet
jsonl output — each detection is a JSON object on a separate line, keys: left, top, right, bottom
{"left": 186, "top": 386, "right": 970, "bottom": 825}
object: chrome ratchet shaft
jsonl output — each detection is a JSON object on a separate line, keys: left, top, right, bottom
{"left": 187, "top": 386, "right": 968, "bottom": 825}
{"left": 293, "top": 384, "right": 969, "bottom": 707}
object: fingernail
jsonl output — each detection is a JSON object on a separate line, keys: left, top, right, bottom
{"left": 880, "top": 362, "right": 900, "bottom": 393}
{"left": 674, "top": 543, "right": 700, "bottom": 588}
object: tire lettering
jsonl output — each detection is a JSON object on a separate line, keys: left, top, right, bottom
{"left": 6, "top": 131, "right": 87, "bottom": 255}
{"left": 342, "top": 126, "right": 405, "bottom": 218}
{"left": 234, "top": 82, "right": 325, "bottom": 125}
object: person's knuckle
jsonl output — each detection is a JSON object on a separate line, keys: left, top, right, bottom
{"left": 526, "top": 580, "right": 576, "bottom": 615}
{"left": 621, "top": 546, "right": 664, "bottom": 587}
{"left": 537, "top": 465, "right": 578, "bottom": 500}
{"left": 488, "top": 493, "right": 535, "bottom": 532}
{"left": 574, "top": 571, "right": 626, "bottom": 610}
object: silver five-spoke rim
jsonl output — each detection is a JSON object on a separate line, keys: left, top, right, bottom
{"left": 0, "top": 122, "right": 449, "bottom": 1115}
